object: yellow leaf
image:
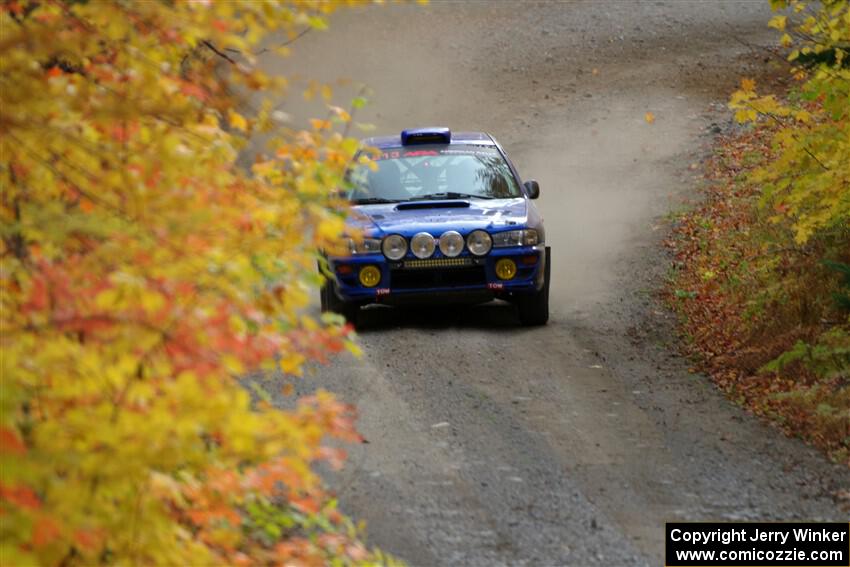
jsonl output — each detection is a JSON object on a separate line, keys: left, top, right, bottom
{"left": 768, "top": 15, "right": 787, "bottom": 30}
{"left": 317, "top": 216, "right": 344, "bottom": 241}
{"left": 740, "top": 77, "right": 756, "bottom": 92}
{"left": 221, "top": 355, "right": 245, "bottom": 375}
{"left": 140, "top": 289, "right": 165, "bottom": 315}
{"left": 202, "top": 113, "right": 219, "bottom": 129}
{"left": 345, "top": 341, "right": 362, "bottom": 357}
{"left": 644, "top": 112, "right": 655, "bottom": 124}
{"left": 95, "top": 288, "right": 121, "bottom": 310}
{"left": 794, "top": 109, "right": 812, "bottom": 123}
{"left": 228, "top": 110, "right": 248, "bottom": 132}
{"left": 279, "top": 353, "right": 305, "bottom": 376}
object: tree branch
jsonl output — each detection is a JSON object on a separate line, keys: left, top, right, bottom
{"left": 255, "top": 27, "right": 312, "bottom": 55}
{"left": 746, "top": 102, "right": 830, "bottom": 172}
{"left": 202, "top": 40, "right": 237, "bottom": 64}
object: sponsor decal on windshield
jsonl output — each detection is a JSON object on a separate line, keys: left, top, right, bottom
{"left": 376, "top": 147, "right": 497, "bottom": 160}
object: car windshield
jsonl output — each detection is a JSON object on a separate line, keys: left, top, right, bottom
{"left": 347, "top": 144, "right": 521, "bottom": 203}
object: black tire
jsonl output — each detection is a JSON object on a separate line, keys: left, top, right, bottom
{"left": 320, "top": 280, "right": 359, "bottom": 323}
{"left": 517, "top": 249, "right": 550, "bottom": 326}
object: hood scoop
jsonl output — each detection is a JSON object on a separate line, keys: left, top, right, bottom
{"left": 396, "top": 200, "right": 471, "bottom": 211}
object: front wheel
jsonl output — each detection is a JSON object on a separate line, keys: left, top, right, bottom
{"left": 320, "top": 280, "right": 359, "bottom": 324}
{"left": 517, "top": 251, "right": 550, "bottom": 326}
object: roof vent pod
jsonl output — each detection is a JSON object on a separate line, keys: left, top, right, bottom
{"left": 401, "top": 127, "right": 451, "bottom": 146}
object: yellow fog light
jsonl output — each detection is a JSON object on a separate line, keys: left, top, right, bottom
{"left": 495, "top": 258, "right": 517, "bottom": 280}
{"left": 358, "top": 265, "right": 381, "bottom": 287}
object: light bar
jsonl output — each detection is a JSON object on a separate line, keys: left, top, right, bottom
{"left": 402, "top": 257, "right": 473, "bottom": 270}
{"left": 401, "top": 127, "right": 451, "bottom": 146}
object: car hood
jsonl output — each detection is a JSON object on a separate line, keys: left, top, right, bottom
{"left": 349, "top": 198, "right": 529, "bottom": 236}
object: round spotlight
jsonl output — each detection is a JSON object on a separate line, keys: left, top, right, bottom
{"left": 382, "top": 234, "right": 407, "bottom": 260}
{"left": 495, "top": 258, "right": 517, "bottom": 280}
{"left": 439, "top": 231, "right": 464, "bottom": 257}
{"left": 410, "top": 232, "right": 436, "bottom": 259}
{"left": 466, "top": 230, "right": 492, "bottom": 256}
{"left": 358, "top": 265, "right": 381, "bottom": 287}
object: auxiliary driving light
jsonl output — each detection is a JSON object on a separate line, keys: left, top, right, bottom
{"left": 410, "top": 232, "right": 436, "bottom": 259}
{"left": 358, "top": 265, "right": 381, "bottom": 287}
{"left": 382, "top": 234, "right": 408, "bottom": 260}
{"left": 439, "top": 231, "right": 464, "bottom": 257}
{"left": 466, "top": 230, "right": 492, "bottom": 256}
{"left": 495, "top": 258, "right": 517, "bottom": 280}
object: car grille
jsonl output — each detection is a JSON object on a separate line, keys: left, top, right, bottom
{"left": 390, "top": 263, "right": 486, "bottom": 289}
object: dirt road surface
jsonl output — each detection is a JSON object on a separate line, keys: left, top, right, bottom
{"left": 257, "top": 2, "right": 850, "bottom": 565}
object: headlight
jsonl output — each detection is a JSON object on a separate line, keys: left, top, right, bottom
{"left": 438, "top": 231, "right": 464, "bottom": 257}
{"left": 492, "top": 229, "right": 539, "bottom": 247}
{"left": 382, "top": 234, "right": 407, "bottom": 260}
{"left": 410, "top": 232, "right": 436, "bottom": 259}
{"left": 347, "top": 237, "right": 382, "bottom": 255}
{"left": 466, "top": 230, "right": 492, "bottom": 256}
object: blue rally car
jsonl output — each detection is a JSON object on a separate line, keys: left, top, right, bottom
{"left": 320, "top": 127, "right": 550, "bottom": 326}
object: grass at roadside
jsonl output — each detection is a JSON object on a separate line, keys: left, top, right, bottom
{"left": 666, "top": 118, "right": 849, "bottom": 464}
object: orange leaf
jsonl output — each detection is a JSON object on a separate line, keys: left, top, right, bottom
{"left": 290, "top": 495, "right": 320, "bottom": 515}
{"left": 310, "top": 119, "right": 331, "bottom": 131}
{"left": 0, "top": 427, "right": 26, "bottom": 455}
{"left": 32, "top": 515, "right": 62, "bottom": 547}
{"left": 74, "top": 528, "right": 103, "bottom": 551}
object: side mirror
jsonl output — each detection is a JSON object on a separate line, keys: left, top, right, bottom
{"left": 524, "top": 180, "right": 540, "bottom": 199}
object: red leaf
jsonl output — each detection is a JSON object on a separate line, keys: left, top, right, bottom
{"left": 0, "top": 483, "right": 41, "bottom": 510}
{"left": 5, "top": 2, "right": 23, "bottom": 15}
{"left": 0, "top": 427, "right": 26, "bottom": 455}
{"left": 180, "top": 82, "right": 208, "bottom": 102}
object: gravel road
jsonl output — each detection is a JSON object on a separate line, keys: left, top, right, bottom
{"left": 258, "top": 2, "right": 850, "bottom": 565}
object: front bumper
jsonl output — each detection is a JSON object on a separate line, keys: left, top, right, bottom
{"left": 328, "top": 245, "right": 547, "bottom": 304}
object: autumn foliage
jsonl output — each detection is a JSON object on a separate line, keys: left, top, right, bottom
{"left": 668, "top": 0, "right": 849, "bottom": 462}
{"left": 1, "top": 1, "right": 389, "bottom": 564}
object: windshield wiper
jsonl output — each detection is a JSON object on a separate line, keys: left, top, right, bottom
{"left": 416, "top": 192, "right": 494, "bottom": 200}
{"left": 353, "top": 197, "right": 402, "bottom": 205}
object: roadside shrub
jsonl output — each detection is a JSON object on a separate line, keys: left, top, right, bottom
{"left": 0, "top": 1, "right": 392, "bottom": 564}
{"left": 668, "top": 0, "right": 849, "bottom": 462}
